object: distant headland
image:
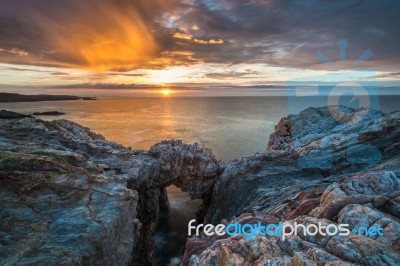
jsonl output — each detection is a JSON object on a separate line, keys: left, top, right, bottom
{"left": 0, "top": 92, "right": 96, "bottom": 102}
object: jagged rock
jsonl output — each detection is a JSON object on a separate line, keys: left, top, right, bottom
{"left": 0, "top": 117, "right": 157, "bottom": 265}
{"left": 1, "top": 106, "right": 399, "bottom": 266}
{"left": 149, "top": 140, "right": 224, "bottom": 199}
{"left": 186, "top": 107, "right": 400, "bottom": 266}
{"left": 0, "top": 151, "right": 140, "bottom": 265}
{"left": 188, "top": 173, "right": 400, "bottom": 265}
{"left": 315, "top": 171, "right": 400, "bottom": 220}
{"left": 0, "top": 114, "right": 222, "bottom": 265}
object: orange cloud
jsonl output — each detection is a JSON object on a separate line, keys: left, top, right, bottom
{"left": 0, "top": 48, "right": 29, "bottom": 57}
{"left": 173, "top": 32, "right": 193, "bottom": 40}
{"left": 32, "top": 1, "right": 165, "bottom": 71}
{"left": 174, "top": 32, "right": 224, "bottom": 45}
{"left": 209, "top": 39, "right": 224, "bottom": 44}
{"left": 0, "top": 0, "right": 183, "bottom": 71}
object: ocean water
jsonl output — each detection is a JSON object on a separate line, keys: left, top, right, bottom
{"left": 1, "top": 95, "right": 400, "bottom": 265}
{"left": 0, "top": 97, "right": 291, "bottom": 162}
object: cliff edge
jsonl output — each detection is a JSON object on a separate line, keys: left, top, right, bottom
{"left": 1, "top": 106, "right": 399, "bottom": 266}
{"left": 0, "top": 112, "right": 223, "bottom": 265}
{"left": 184, "top": 107, "right": 400, "bottom": 266}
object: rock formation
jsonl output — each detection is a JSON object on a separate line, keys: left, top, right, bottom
{"left": 184, "top": 107, "right": 400, "bottom": 265}
{"left": 1, "top": 106, "right": 399, "bottom": 266}
{"left": 0, "top": 116, "right": 222, "bottom": 265}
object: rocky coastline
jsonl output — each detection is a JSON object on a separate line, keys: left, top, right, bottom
{"left": 185, "top": 107, "right": 400, "bottom": 266}
{"left": 0, "top": 106, "right": 399, "bottom": 265}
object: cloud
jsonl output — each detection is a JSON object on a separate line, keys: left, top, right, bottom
{"left": 28, "top": 82, "right": 207, "bottom": 91}
{"left": 173, "top": 31, "right": 224, "bottom": 44}
{"left": 376, "top": 72, "right": 400, "bottom": 79}
{"left": 205, "top": 69, "right": 262, "bottom": 79}
{"left": 0, "top": 0, "right": 182, "bottom": 70}
{"left": 106, "top": 72, "right": 148, "bottom": 77}
{"left": 0, "top": 0, "right": 399, "bottom": 74}
{"left": 0, "top": 48, "right": 28, "bottom": 56}
{"left": 48, "top": 72, "right": 69, "bottom": 76}
{"left": 172, "top": 0, "right": 400, "bottom": 71}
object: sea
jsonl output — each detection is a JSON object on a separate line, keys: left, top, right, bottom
{"left": 1, "top": 95, "right": 399, "bottom": 265}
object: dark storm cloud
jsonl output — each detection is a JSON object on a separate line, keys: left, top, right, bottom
{"left": 174, "top": 0, "right": 400, "bottom": 71}
{"left": 0, "top": 0, "right": 399, "bottom": 72}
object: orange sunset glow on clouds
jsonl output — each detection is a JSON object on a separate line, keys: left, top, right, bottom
{"left": 0, "top": 0, "right": 399, "bottom": 95}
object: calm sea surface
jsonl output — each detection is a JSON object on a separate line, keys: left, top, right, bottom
{"left": 1, "top": 96, "right": 399, "bottom": 265}
{"left": 3, "top": 96, "right": 399, "bottom": 162}
{"left": 0, "top": 97, "right": 290, "bottom": 162}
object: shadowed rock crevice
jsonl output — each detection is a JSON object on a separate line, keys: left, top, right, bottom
{"left": 131, "top": 140, "right": 224, "bottom": 265}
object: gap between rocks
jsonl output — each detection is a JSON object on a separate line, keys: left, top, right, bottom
{"left": 128, "top": 140, "right": 225, "bottom": 265}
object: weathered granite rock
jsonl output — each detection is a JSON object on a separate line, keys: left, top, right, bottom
{"left": 0, "top": 115, "right": 222, "bottom": 265}
{"left": 149, "top": 140, "right": 224, "bottom": 199}
{"left": 187, "top": 173, "right": 400, "bottom": 266}
{"left": 0, "top": 117, "right": 146, "bottom": 265}
{"left": 149, "top": 140, "right": 225, "bottom": 224}
{"left": 315, "top": 171, "right": 400, "bottom": 220}
{"left": 2, "top": 106, "right": 399, "bottom": 265}
{"left": 186, "top": 107, "right": 400, "bottom": 266}
{"left": 205, "top": 107, "right": 400, "bottom": 224}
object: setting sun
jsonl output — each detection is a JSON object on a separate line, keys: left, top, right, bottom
{"left": 162, "top": 89, "right": 171, "bottom": 96}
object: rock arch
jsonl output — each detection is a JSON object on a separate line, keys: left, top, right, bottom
{"left": 129, "top": 140, "right": 224, "bottom": 265}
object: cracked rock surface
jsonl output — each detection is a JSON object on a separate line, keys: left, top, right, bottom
{"left": 0, "top": 116, "right": 222, "bottom": 265}
{"left": 186, "top": 107, "right": 400, "bottom": 266}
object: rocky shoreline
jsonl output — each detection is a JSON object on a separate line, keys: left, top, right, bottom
{"left": 0, "top": 106, "right": 399, "bottom": 265}
{"left": 0, "top": 112, "right": 222, "bottom": 265}
{"left": 185, "top": 107, "right": 400, "bottom": 265}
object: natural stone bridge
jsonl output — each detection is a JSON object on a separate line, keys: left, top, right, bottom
{"left": 129, "top": 140, "right": 225, "bottom": 265}
{"left": 0, "top": 112, "right": 224, "bottom": 266}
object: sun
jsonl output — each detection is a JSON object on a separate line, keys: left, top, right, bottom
{"left": 162, "top": 89, "right": 171, "bottom": 96}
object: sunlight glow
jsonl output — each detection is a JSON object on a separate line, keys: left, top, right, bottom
{"left": 149, "top": 68, "right": 185, "bottom": 84}
{"left": 162, "top": 89, "right": 172, "bottom": 96}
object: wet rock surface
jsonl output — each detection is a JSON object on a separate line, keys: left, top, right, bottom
{"left": 187, "top": 107, "right": 400, "bottom": 266}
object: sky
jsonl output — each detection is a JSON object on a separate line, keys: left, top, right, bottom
{"left": 0, "top": 0, "right": 399, "bottom": 96}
